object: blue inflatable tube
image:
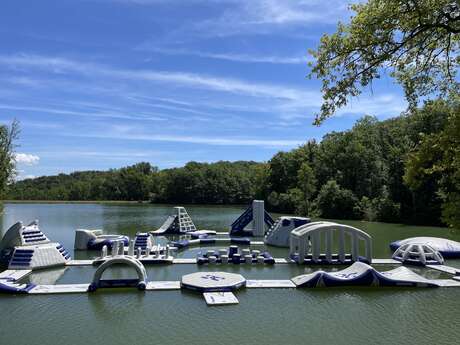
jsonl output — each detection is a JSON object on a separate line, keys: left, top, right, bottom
{"left": 87, "top": 236, "right": 129, "bottom": 250}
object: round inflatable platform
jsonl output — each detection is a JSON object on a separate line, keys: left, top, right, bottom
{"left": 181, "top": 272, "right": 246, "bottom": 292}
{"left": 390, "top": 237, "right": 460, "bottom": 258}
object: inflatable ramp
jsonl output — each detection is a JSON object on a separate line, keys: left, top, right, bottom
{"left": 230, "top": 200, "right": 274, "bottom": 237}
{"left": 265, "top": 216, "right": 311, "bottom": 247}
{"left": 291, "top": 262, "right": 460, "bottom": 288}
{"left": 151, "top": 207, "right": 197, "bottom": 235}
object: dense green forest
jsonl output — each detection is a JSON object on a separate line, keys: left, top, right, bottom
{"left": 7, "top": 99, "right": 460, "bottom": 228}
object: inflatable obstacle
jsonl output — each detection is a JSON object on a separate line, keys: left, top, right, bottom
{"left": 93, "top": 239, "right": 174, "bottom": 265}
{"left": 170, "top": 237, "right": 251, "bottom": 250}
{"left": 392, "top": 243, "right": 444, "bottom": 266}
{"left": 189, "top": 230, "right": 217, "bottom": 239}
{"left": 265, "top": 216, "right": 311, "bottom": 247}
{"left": 291, "top": 262, "right": 446, "bottom": 288}
{"left": 88, "top": 256, "right": 148, "bottom": 291}
{"left": 151, "top": 207, "right": 197, "bottom": 235}
{"left": 133, "top": 232, "right": 153, "bottom": 250}
{"left": 74, "top": 229, "right": 129, "bottom": 250}
{"left": 289, "top": 222, "right": 372, "bottom": 264}
{"left": 196, "top": 246, "right": 274, "bottom": 265}
{"left": 390, "top": 237, "right": 460, "bottom": 258}
{"left": 230, "top": 200, "right": 274, "bottom": 237}
{"left": 0, "top": 220, "right": 71, "bottom": 270}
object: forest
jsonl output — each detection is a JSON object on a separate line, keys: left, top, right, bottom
{"left": 6, "top": 98, "right": 460, "bottom": 228}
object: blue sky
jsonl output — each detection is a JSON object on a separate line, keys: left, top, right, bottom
{"left": 0, "top": 0, "right": 407, "bottom": 179}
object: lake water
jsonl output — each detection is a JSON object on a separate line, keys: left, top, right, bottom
{"left": 1, "top": 203, "right": 460, "bottom": 345}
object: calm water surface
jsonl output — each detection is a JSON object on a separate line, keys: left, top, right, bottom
{"left": 1, "top": 203, "right": 460, "bottom": 345}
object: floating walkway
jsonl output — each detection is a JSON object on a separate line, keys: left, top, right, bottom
{"left": 0, "top": 269, "right": 32, "bottom": 281}
{"left": 65, "top": 257, "right": 406, "bottom": 266}
{"left": 246, "top": 280, "right": 296, "bottom": 288}
{"left": 3, "top": 264, "right": 460, "bottom": 307}
{"left": 203, "top": 292, "right": 239, "bottom": 305}
{"left": 426, "top": 264, "right": 460, "bottom": 275}
{"left": 29, "top": 284, "right": 90, "bottom": 294}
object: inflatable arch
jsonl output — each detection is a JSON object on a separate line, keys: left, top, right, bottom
{"left": 89, "top": 256, "right": 148, "bottom": 291}
{"left": 289, "top": 222, "right": 372, "bottom": 264}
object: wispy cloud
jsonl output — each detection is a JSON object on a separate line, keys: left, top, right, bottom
{"left": 189, "top": 0, "right": 352, "bottom": 37}
{"left": 0, "top": 103, "right": 167, "bottom": 122}
{"left": 15, "top": 153, "right": 40, "bottom": 165}
{"left": 141, "top": 47, "right": 310, "bottom": 65}
{"left": 70, "top": 127, "right": 304, "bottom": 148}
{"left": 0, "top": 54, "right": 316, "bottom": 102}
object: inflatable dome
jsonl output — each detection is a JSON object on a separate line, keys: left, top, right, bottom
{"left": 390, "top": 237, "right": 460, "bottom": 258}
{"left": 392, "top": 243, "right": 444, "bottom": 266}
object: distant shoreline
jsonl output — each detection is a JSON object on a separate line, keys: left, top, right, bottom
{"left": 1, "top": 200, "right": 149, "bottom": 204}
{"left": 0, "top": 200, "right": 248, "bottom": 208}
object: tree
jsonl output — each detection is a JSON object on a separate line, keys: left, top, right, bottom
{"left": 404, "top": 97, "right": 460, "bottom": 228}
{"left": 315, "top": 180, "right": 360, "bottom": 219}
{"left": 296, "top": 163, "right": 317, "bottom": 215}
{"left": 0, "top": 120, "right": 19, "bottom": 202}
{"left": 309, "top": 0, "right": 460, "bottom": 124}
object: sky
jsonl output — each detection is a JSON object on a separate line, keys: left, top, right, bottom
{"left": 0, "top": 0, "right": 407, "bottom": 179}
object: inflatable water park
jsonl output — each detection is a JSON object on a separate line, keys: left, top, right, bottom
{"left": 2, "top": 200, "right": 460, "bottom": 305}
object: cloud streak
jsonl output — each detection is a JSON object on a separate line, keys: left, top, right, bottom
{"left": 70, "top": 129, "right": 305, "bottom": 148}
{"left": 0, "top": 53, "right": 319, "bottom": 103}
{"left": 141, "top": 47, "right": 310, "bottom": 65}
{"left": 15, "top": 153, "right": 40, "bottom": 165}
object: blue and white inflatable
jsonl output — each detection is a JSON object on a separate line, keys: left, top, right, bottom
{"left": 0, "top": 280, "right": 36, "bottom": 294}
{"left": 292, "top": 262, "right": 443, "bottom": 288}
{"left": 74, "top": 229, "right": 129, "bottom": 250}
{"left": 390, "top": 237, "right": 460, "bottom": 258}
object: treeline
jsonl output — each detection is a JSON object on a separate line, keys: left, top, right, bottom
{"left": 7, "top": 99, "right": 460, "bottom": 227}
{"left": 8, "top": 161, "right": 260, "bottom": 204}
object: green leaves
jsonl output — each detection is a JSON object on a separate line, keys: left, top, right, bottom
{"left": 309, "top": 0, "right": 460, "bottom": 123}
{"left": 0, "top": 120, "right": 19, "bottom": 200}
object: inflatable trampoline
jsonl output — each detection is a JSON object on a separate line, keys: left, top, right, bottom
{"left": 390, "top": 237, "right": 460, "bottom": 258}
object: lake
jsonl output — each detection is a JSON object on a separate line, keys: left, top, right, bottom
{"left": 1, "top": 203, "right": 460, "bottom": 345}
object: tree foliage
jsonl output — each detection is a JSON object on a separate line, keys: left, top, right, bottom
{"left": 0, "top": 120, "right": 19, "bottom": 200}
{"left": 315, "top": 180, "right": 360, "bottom": 219}
{"left": 309, "top": 0, "right": 460, "bottom": 123}
{"left": 405, "top": 97, "right": 460, "bottom": 228}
